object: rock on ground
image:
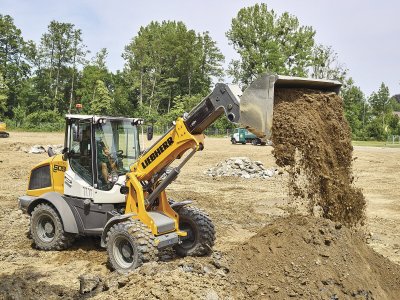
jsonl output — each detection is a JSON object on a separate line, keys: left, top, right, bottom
{"left": 205, "top": 157, "right": 279, "bottom": 179}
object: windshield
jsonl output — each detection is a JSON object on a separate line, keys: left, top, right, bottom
{"left": 95, "top": 119, "right": 140, "bottom": 175}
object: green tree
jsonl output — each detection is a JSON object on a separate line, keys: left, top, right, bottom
{"left": 311, "top": 44, "right": 347, "bottom": 81}
{"left": 0, "top": 14, "right": 31, "bottom": 116}
{"left": 36, "top": 21, "right": 87, "bottom": 113}
{"left": 90, "top": 80, "right": 112, "bottom": 115}
{"left": 340, "top": 78, "right": 367, "bottom": 138}
{"left": 387, "top": 113, "right": 400, "bottom": 135}
{"left": 76, "top": 48, "right": 111, "bottom": 113}
{"left": 389, "top": 96, "right": 400, "bottom": 111}
{"left": 110, "top": 70, "right": 135, "bottom": 116}
{"left": 369, "top": 83, "right": 391, "bottom": 130}
{"left": 366, "top": 117, "right": 386, "bottom": 140}
{"left": 226, "top": 3, "right": 315, "bottom": 85}
{"left": 123, "top": 21, "right": 224, "bottom": 117}
{"left": 12, "top": 105, "right": 26, "bottom": 127}
{"left": 68, "top": 29, "right": 88, "bottom": 112}
{"left": 0, "top": 71, "right": 8, "bottom": 116}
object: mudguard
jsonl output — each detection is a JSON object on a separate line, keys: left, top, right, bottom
{"left": 27, "top": 192, "right": 79, "bottom": 234}
{"left": 170, "top": 200, "right": 193, "bottom": 211}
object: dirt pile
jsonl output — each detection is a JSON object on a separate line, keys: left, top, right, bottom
{"left": 229, "top": 215, "right": 400, "bottom": 299}
{"left": 271, "top": 88, "right": 365, "bottom": 226}
{"left": 0, "top": 271, "right": 76, "bottom": 299}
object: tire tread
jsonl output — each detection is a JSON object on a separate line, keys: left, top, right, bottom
{"left": 174, "top": 205, "right": 215, "bottom": 257}
{"left": 30, "top": 203, "right": 75, "bottom": 250}
{"left": 106, "top": 219, "right": 158, "bottom": 273}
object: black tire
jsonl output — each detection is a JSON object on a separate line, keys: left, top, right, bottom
{"left": 174, "top": 206, "right": 215, "bottom": 257}
{"left": 30, "top": 203, "right": 75, "bottom": 250}
{"left": 231, "top": 138, "right": 237, "bottom": 144}
{"left": 106, "top": 220, "right": 158, "bottom": 274}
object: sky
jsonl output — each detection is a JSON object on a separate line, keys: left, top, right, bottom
{"left": 1, "top": 0, "right": 399, "bottom": 96}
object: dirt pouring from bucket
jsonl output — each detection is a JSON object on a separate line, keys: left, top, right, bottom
{"left": 271, "top": 88, "right": 366, "bottom": 226}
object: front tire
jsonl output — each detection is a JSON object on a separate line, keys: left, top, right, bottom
{"left": 174, "top": 206, "right": 215, "bottom": 257}
{"left": 106, "top": 220, "right": 158, "bottom": 274}
{"left": 30, "top": 203, "right": 75, "bottom": 250}
{"left": 231, "top": 138, "right": 237, "bottom": 144}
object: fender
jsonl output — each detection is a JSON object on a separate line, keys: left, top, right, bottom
{"left": 100, "top": 213, "right": 136, "bottom": 247}
{"left": 170, "top": 200, "right": 193, "bottom": 211}
{"left": 27, "top": 192, "right": 79, "bottom": 234}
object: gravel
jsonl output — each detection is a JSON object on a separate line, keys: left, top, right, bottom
{"left": 204, "top": 157, "right": 279, "bottom": 179}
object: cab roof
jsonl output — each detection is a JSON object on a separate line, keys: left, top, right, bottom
{"left": 65, "top": 114, "right": 144, "bottom": 125}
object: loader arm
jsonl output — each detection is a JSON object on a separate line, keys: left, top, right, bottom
{"left": 123, "top": 83, "right": 248, "bottom": 236}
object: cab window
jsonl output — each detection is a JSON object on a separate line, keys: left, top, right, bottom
{"left": 69, "top": 121, "right": 93, "bottom": 185}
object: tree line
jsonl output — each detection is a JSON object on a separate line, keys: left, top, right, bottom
{"left": 0, "top": 3, "right": 399, "bottom": 139}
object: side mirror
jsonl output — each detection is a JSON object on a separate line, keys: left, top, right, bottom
{"left": 62, "top": 152, "right": 69, "bottom": 161}
{"left": 147, "top": 125, "right": 153, "bottom": 141}
{"left": 62, "top": 147, "right": 69, "bottom": 161}
{"left": 72, "top": 124, "right": 82, "bottom": 142}
{"left": 47, "top": 147, "right": 55, "bottom": 157}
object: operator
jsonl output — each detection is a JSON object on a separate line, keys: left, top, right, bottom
{"left": 97, "top": 139, "right": 118, "bottom": 186}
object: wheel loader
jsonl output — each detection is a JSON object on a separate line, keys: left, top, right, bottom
{"left": 0, "top": 120, "right": 9, "bottom": 138}
{"left": 18, "top": 74, "right": 341, "bottom": 273}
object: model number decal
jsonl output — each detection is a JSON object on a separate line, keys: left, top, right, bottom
{"left": 53, "top": 165, "right": 66, "bottom": 172}
{"left": 141, "top": 137, "right": 174, "bottom": 169}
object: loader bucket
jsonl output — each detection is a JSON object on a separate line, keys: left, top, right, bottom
{"left": 238, "top": 74, "right": 342, "bottom": 139}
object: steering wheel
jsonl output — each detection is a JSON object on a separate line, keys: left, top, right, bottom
{"left": 116, "top": 150, "right": 124, "bottom": 157}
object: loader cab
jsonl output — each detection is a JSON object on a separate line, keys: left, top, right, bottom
{"left": 64, "top": 115, "right": 143, "bottom": 201}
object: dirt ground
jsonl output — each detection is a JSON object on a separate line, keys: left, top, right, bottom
{"left": 0, "top": 132, "right": 400, "bottom": 299}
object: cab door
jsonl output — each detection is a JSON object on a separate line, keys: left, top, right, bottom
{"left": 64, "top": 119, "right": 95, "bottom": 198}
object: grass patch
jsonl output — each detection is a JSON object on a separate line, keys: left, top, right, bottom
{"left": 352, "top": 140, "right": 400, "bottom": 148}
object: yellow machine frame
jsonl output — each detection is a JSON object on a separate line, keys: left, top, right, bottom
{"left": 125, "top": 118, "right": 204, "bottom": 237}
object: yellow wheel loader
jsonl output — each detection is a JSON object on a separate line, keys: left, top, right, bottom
{"left": 0, "top": 120, "right": 9, "bottom": 138}
{"left": 18, "top": 74, "right": 341, "bottom": 273}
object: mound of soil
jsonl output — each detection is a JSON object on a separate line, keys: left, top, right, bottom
{"left": 271, "top": 88, "right": 365, "bottom": 226}
{"left": 0, "top": 271, "right": 75, "bottom": 300}
{"left": 229, "top": 215, "right": 400, "bottom": 299}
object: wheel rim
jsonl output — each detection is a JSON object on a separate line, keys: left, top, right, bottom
{"left": 36, "top": 215, "right": 55, "bottom": 242}
{"left": 113, "top": 236, "right": 135, "bottom": 269}
{"left": 180, "top": 219, "right": 197, "bottom": 249}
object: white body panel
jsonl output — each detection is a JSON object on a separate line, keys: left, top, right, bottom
{"left": 64, "top": 168, "right": 126, "bottom": 204}
{"left": 232, "top": 132, "right": 239, "bottom": 142}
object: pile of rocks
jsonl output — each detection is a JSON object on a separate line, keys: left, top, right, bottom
{"left": 204, "top": 157, "right": 278, "bottom": 179}
{"left": 28, "top": 144, "right": 64, "bottom": 154}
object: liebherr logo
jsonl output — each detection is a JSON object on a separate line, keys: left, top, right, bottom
{"left": 141, "top": 137, "right": 174, "bottom": 169}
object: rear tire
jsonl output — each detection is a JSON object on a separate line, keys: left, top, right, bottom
{"left": 106, "top": 220, "right": 158, "bottom": 274}
{"left": 174, "top": 206, "right": 215, "bottom": 257}
{"left": 30, "top": 203, "right": 75, "bottom": 250}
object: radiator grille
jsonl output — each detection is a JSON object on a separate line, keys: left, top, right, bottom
{"left": 29, "top": 165, "right": 51, "bottom": 190}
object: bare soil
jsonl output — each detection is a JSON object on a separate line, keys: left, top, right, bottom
{"left": 0, "top": 131, "right": 400, "bottom": 299}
